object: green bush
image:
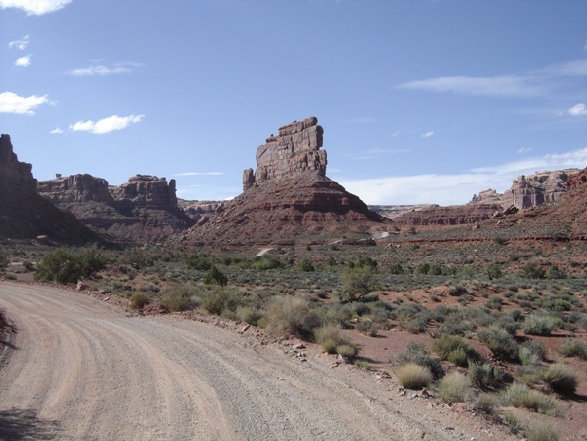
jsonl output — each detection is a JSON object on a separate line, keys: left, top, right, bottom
{"left": 397, "top": 342, "right": 444, "bottom": 379}
{"left": 558, "top": 339, "right": 587, "bottom": 360}
{"left": 477, "top": 327, "right": 519, "bottom": 361}
{"left": 432, "top": 334, "right": 477, "bottom": 364}
{"left": 35, "top": 248, "right": 108, "bottom": 285}
{"left": 339, "top": 266, "right": 377, "bottom": 302}
{"left": 162, "top": 285, "right": 196, "bottom": 312}
{"left": 396, "top": 363, "right": 433, "bottom": 390}
{"left": 129, "top": 292, "right": 150, "bottom": 310}
{"left": 200, "top": 286, "right": 239, "bottom": 315}
{"left": 487, "top": 264, "right": 503, "bottom": 280}
{"left": 203, "top": 265, "right": 228, "bottom": 286}
{"left": 123, "top": 247, "right": 154, "bottom": 269}
{"left": 265, "top": 295, "right": 322, "bottom": 339}
{"left": 468, "top": 362, "right": 502, "bottom": 389}
{"left": 356, "top": 319, "right": 379, "bottom": 336}
{"left": 526, "top": 420, "right": 559, "bottom": 441}
{"left": 438, "top": 372, "right": 472, "bottom": 404}
{"left": 315, "top": 324, "right": 345, "bottom": 353}
{"left": 185, "top": 254, "right": 212, "bottom": 270}
{"left": 447, "top": 349, "right": 469, "bottom": 367}
{"left": 522, "top": 262, "right": 546, "bottom": 279}
{"left": 296, "top": 260, "right": 315, "bottom": 272}
{"left": 501, "top": 383, "right": 556, "bottom": 414}
{"left": 336, "top": 343, "right": 359, "bottom": 358}
{"left": 236, "top": 305, "right": 263, "bottom": 326}
{"left": 522, "top": 314, "right": 562, "bottom": 336}
{"left": 473, "top": 392, "right": 498, "bottom": 414}
{"left": 448, "top": 285, "right": 467, "bottom": 296}
{"left": 542, "top": 363, "right": 577, "bottom": 395}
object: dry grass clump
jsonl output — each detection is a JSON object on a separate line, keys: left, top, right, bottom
{"left": 265, "top": 295, "right": 322, "bottom": 339}
{"left": 395, "top": 363, "right": 433, "bottom": 390}
{"left": 314, "top": 324, "right": 359, "bottom": 357}
{"left": 129, "top": 292, "right": 150, "bottom": 310}
{"left": 525, "top": 420, "right": 559, "bottom": 441}
{"left": 557, "top": 339, "right": 586, "bottom": 360}
{"left": 541, "top": 363, "right": 577, "bottom": 395}
{"left": 501, "top": 383, "right": 556, "bottom": 414}
{"left": 437, "top": 372, "right": 472, "bottom": 404}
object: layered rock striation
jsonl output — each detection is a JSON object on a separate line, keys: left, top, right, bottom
{"left": 38, "top": 174, "right": 193, "bottom": 243}
{"left": 187, "top": 117, "right": 388, "bottom": 245}
{"left": 0, "top": 134, "right": 99, "bottom": 243}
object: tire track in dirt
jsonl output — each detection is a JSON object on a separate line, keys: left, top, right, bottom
{"left": 0, "top": 282, "right": 516, "bottom": 440}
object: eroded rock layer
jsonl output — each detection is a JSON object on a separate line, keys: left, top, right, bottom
{"left": 0, "top": 135, "right": 99, "bottom": 243}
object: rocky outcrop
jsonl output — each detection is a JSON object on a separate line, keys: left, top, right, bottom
{"left": 0, "top": 134, "right": 99, "bottom": 243}
{"left": 38, "top": 173, "right": 193, "bottom": 243}
{"left": 471, "top": 169, "right": 580, "bottom": 209}
{"left": 394, "top": 204, "right": 501, "bottom": 226}
{"left": 243, "top": 117, "right": 327, "bottom": 191}
{"left": 186, "top": 117, "right": 389, "bottom": 246}
{"left": 369, "top": 204, "right": 439, "bottom": 220}
{"left": 178, "top": 199, "right": 223, "bottom": 222}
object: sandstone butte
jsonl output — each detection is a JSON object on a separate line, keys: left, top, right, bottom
{"left": 0, "top": 134, "right": 99, "bottom": 244}
{"left": 37, "top": 174, "right": 193, "bottom": 243}
{"left": 185, "top": 117, "right": 391, "bottom": 246}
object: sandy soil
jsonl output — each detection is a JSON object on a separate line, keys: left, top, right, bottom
{"left": 0, "top": 281, "right": 520, "bottom": 441}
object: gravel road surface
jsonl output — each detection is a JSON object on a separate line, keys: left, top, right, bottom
{"left": 0, "top": 282, "right": 507, "bottom": 440}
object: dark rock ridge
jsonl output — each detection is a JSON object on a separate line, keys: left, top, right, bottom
{"left": 38, "top": 174, "right": 193, "bottom": 243}
{"left": 0, "top": 134, "right": 99, "bottom": 243}
{"left": 470, "top": 169, "right": 580, "bottom": 209}
{"left": 186, "top": 117, "right": 389, "bottom": 245}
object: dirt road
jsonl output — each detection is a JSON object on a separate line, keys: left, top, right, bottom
{"left": 0, "top": 282, "right": 510, "bottom": 440}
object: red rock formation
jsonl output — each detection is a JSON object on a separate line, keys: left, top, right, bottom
{"left": 394, "top": 204, "right": 500, "bottom": 226}
{"left": 186, "top": 118, "right": 389, "bottom": 245}
{"left": 37, "top": 174, "right": 113, "bottom": 203}
{"left": 0, "top": 134, "right": 99, "bottom": 243}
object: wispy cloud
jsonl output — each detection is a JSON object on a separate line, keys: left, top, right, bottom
{"left": 569, "top": 103, "right": 587, "bottom": 116}
{"left": 421, "top": 130, "right": 434, "bottom": 138}
{"left": 341, "top": 147, "right": 587, "bottom": 205}
{"left": 174, "top": 172, "right": 224, "bottom": 177}
{"left": 0, "top": 0, "right": 72, "bottom": 15}
{"left": 67, "top": 62, "right": 141, "bottom": 76}
{"left": 0, "top": 91, "right": 48, "bottom": 115}
{"left": 517, "top": 147, "right": 533, "bottom": 154}
{"left": 69, "top": 114, "right": 145, "bottom": 134}
{"left": 398, "top": 75, "right": 542, "bottom": 98}
{"left": 49, "top": 127, "right": 63, "bottom": 134}
{"left": 546, "top": 59, "right": 587, "bottom": 76}
{"left": 8, "top": 35, "right": 29, "bottom": 50}
{"left": 15, "top": 55, "right": 31, "bottom": 67}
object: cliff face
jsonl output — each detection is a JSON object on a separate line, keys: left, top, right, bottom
{"left": 186, "top": 117, "right": 388, "bottom": 245}
{"left": 0, "top": 135, "right": 99, "bottom": 243}
{"left": 38, "top": 173, "right": 193, "bottom": 243}
{"left": 471, "top": 169, "right": 580, "bottom": 209}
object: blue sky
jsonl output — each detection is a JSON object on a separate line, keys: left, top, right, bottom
{"left": 1, "top": 0, "right": 586, "bottom": 205}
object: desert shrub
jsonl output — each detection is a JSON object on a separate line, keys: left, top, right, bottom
{"left": 485, "top": 295, "right": 502, "bottom": 310}
{"left": 487, "top": 264, "right": 503, "bottom": 280}
{"left": 253, "top": 256, "right": 287, "bottom": 270}
{"left": 396, "top": 363, "right": 433, "bottom": 390}
{"left": 356, "top": 319, "right": 379, "bottom": 336}
{"left": 123, "top": 247, "right": 154, "bottom": 269}
{"left": 558, "top": 339, "right": 587, "bottom": 360}
{"left": 185, "top": 254, "right": 212, "bottom": 270}
{"left": 495, "top": 313, "right": 521, "bottom": 335}
{"left": 501, "top": 383, "right": 556, "bottom": 413}
{"left": 296, "top": 260, "right": 315, "bottom": 272}
{"left": 433, "top": 334, "right": 477, "bottom": 364}
{"left": 438, "top": 315, "right": 473, "bottom": 336}
{"left": 518, "top": 340, "right": 545, "bottom": 368}
{"left": 477, "top": 327, "right": 519, "bottom": 361}
{"left": 541, "top": 363, "right": 577, "bottom": 394}
{"left": 397, "top": 342, "right": 444, "bottom": 379}
{"left": 389, "top": 262, "right": 404, "bottom": 274}
{"left": 324, "top": 303, "right": 353, "bottom": 327}
{"left": 0, "top": 254, "right": 7, "bottom": 269}
{"left": 315, "top": 324, "right": 345, "bottom": 353}
{"left": 401, "top": 309, "right": 431, "bottom": 334}
{"left": 129, "top": 292, "right": 150, "bottom": 310}
{"left": 203, "top": 265, "right": 228, "bottom": 286}
{"left": 336, "top": 343, "right": 359, "bottom": 358}
{"left": 522, "top": 314, "right": 562, "bottom": 336}
{"left": 35, "top": 248, "right": 107, "bottom": 284}
{"left": 438, "top": 372, "right": 472, "bottom": 404}
{"left": 339, "top": 266, "right": 377, "bottom": 302}
{"left": 236, "top": 305, "right": 263, "bottom": 325}
{"left": 162, "top": 285, "right": 196, "bottom": 312}
{"left": 468, "top": 362, "right": 503, "bottom": 389}
{"left": 522, "top": 262, "right": 546, "bottom": 279}
{"left": 200, "top": 286, "right": 239, "bottom": 315}
{"left": 546, "top": 265, "right": 566, "bottom": 280}
{"left": 473, "top": 392, "right": 498, "bottom": 414}
{"left": 525, "top": 421, "right": 559, "bottom": 441}
{"left": 448, "top": 285, "right": 467, "bottom": 296}
{"left": 356, "top": 256, "right": 378, "bottom": 270}
{"left": 428, "top": 264, "right": 442, "bottom": 276}
{"left": 503, "top": 411, "right": 522, "bottom": 434}
{"left": 265, "top": 295, "right": 322, "bottom": 339}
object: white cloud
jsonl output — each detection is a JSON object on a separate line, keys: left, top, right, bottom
{"left": 0, "top": 91, "right": 48, "bottom": 114}
{"left": 569, "top": 103, "right": 587, "bottom": 116}
{"left": 174, "top": 172, "right": 224, "bottom": 176}
{"left": 15, "top": 55, "right": 31, "bottom": 67}
{"left": 398, "top": 75, "right": 542, "bottom": 98}
{"left": 70, "top": 114, "right": 144, "bottom": 134}
{"left": 341, "top": 147, "right": 587, "bottom": 205}
{"left": 548, "top": 59, "right": 587, "bottom": 76}
{"left": 67, "top": 62, "right": 140, "bottom": 76}
{"left": 0, "top": 0, "right": 72, "bottom": 15}
{"left": 49, "top": 127, "right": 63, "bottom": 134}
{"left": 8, "top": 35, "right": 29, "bottom": 50}
{"left": 517, "top": 147, "right": 533, "bottom": 154}
{"left": 421, "top": 130, "right": 434, "bottom": 138}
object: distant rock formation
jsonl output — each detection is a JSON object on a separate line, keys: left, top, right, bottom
{"left": 243, "top": 117, "right": 327, "bottom": 191}
{"left": 38, "top": 174, "right": 193, "bottom": 243}
{"left": 471, "top": 169, "right": 580, "bottom": 209}
{"left": 186, "top": 117, "right": 388, "bottom": 245}
{"left": 369, "top": 204, "right": 439, "bottom": 220}
{"left": 0, "top": 134, "right": 99, "bottom": 243}
{"left": 394, "top": 204, "right": 501, "bottom": 226}
{"left": 177, "top": 199, "right": 223, "bottom": 223}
